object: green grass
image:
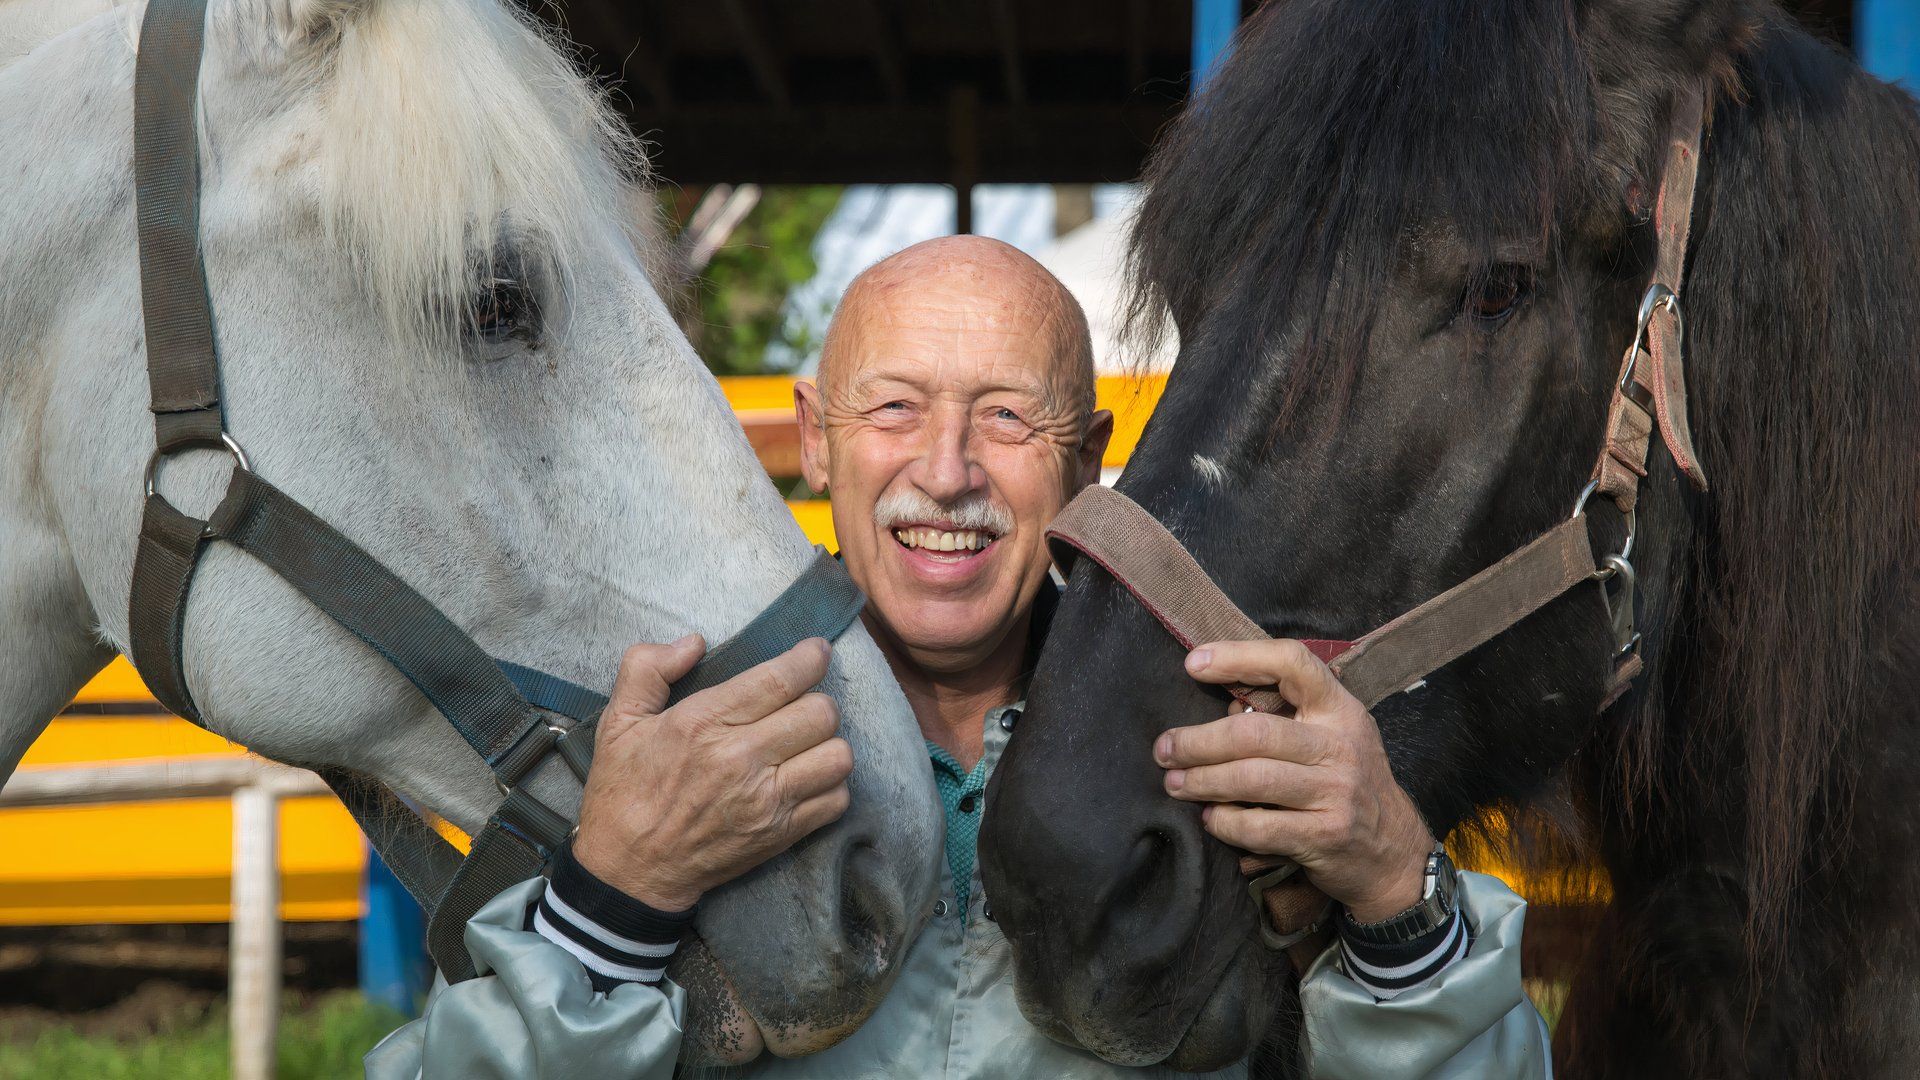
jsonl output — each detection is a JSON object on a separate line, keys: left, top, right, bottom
{"left": 0, "top": 982, "right": 1569, "bottom": 1077}
{"left": 0, "top": 992, "right": 408, "bottom": 1080}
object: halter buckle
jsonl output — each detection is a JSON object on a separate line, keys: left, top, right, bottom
{"left": 1245, "top": 860, "right": 1334, "bottom": 951}
{"left": 1618, "top": 284, "right": 1681, "bottom": 391}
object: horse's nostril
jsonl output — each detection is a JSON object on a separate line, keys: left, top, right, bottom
{"left": 1115, "top": 828, "right": 1174, "bottom": 903}
{"left": 837, "top": 840, "right": 897, "bottom": 979}
{"left": 1084, "top": 819, "right": 1207, "bottom": 972}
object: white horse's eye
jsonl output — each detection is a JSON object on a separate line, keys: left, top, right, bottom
{"left": 468, "top": 277, "right": 540, "bottom": 353}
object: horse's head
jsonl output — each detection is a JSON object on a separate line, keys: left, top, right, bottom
{"left": 981, "top": 0, "right": 1752, "bottom": 1067}
{"left": 9, "top": 0, "right": 938, "bottom": 1059}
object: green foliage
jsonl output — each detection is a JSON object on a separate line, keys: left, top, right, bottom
{"left": 0, "top": 992, "right": 408, "bottom": 1080}
{"left": 688, "top": 186, "right": 843, "bottom": 376}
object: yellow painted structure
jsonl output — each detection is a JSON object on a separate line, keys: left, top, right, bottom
{"left": 1, "top": 373, "right": 1565, "bottom": 927}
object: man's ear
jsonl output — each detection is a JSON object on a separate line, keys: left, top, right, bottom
{"left": 1075, "top": 409, "right": 1114, "bottom": 490}
{"left": 795, "top": 381, "right": 831, "bottom": 495}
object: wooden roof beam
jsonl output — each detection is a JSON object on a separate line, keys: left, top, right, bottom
{"left": 1126, "top": 0, "right": 1148, "bottom": 91}
{"left": 857, "top": 0, "right": 908, "bottom": 103}
{"left": 988, "top": 0, "right": 1027, "bottom": 106}
{"left": 721, "top": 0, "right": 792, "bottom": 110}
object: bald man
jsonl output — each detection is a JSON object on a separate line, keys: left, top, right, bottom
{"left": 375, "top": 237, "right": 1544, "bottom": 1079}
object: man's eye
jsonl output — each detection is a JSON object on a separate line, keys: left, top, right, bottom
{"left": 995, "top": 408, "right": 1020, "bottom": 422}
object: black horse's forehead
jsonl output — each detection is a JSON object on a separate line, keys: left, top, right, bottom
{"left": 1402, "top": 221, "right": 1555, "bottom": 274}
{"left": 1126, "top": 0, "right": 1597, "bottom": 360}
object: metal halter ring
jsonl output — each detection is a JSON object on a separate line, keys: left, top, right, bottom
{"left": 1570, "top": 479, "right": 1637, "bottom": 571}
{"left": 492, "top": 721, "right": 576, "bottom": 797}
{"left": 144, "top": 431, "right": 251, "bottom": 500}
{"left": 1617, "top": 283, "right": 1681, "bottom": 391}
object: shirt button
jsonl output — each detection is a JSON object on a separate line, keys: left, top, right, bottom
{"left": 1000, "top": 708, "right": 1021, "bottom": 732}
{"left": 983, "top": 902, "right": 994, "bottom": 921}
{"left": 958, "top": 794, "right": 978, "bottom": 813}
{"left": 933, "top": 899, "right": 950, "bottom": 917}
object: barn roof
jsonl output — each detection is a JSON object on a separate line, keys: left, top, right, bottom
{"left": 539, "top": 0, "right": 1860, "bottom": 186}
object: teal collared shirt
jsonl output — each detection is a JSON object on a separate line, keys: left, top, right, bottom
{"left": 925, "top": 702, "right": 1017, "bottom": 915}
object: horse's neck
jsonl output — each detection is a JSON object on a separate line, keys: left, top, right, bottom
{"left": 0, "top": 0, "right": 117, "bottom": 70}
{"left": 0, "top": 9, "right": 129, "bottom": 778}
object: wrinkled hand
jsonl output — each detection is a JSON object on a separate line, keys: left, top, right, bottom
{"left": 572, "top": 636, "right": 853, "bottom": 912}
{"left": 1154, "top": 639, "right": 1434, "bottom": 923}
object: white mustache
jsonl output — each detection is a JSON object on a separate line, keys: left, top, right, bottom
{"left": 872, "top": 489, "right": 1014, "bottom": 535}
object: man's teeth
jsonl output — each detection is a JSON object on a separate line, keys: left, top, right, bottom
{"left": 893, "top": 528, "right": 995, "bottom": 552}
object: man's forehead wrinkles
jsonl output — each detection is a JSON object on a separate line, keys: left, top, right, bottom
{"left": 842, "top": 361, "right": 1058, "bottom": 405}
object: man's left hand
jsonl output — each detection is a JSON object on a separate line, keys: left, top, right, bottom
{"left": 1153, "top": 638, "right": 1435, "bottom": 923}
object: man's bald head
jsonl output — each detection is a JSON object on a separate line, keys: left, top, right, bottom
{"left": 817, "top": 235, "right": 1096, "bottom": 419}
{"left": 794, "top": 233, "right": 1112, "bottom": 679}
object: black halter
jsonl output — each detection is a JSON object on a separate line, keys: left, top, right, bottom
{"left": 127, "top": 0, "right": 865, "bottom": 981}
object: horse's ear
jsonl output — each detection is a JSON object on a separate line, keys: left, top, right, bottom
{"left": 1577, "top": 0, "right": 1755, "bottom": 201}
{"left": 269, "top": 0, "right": 373, "bottom": 54}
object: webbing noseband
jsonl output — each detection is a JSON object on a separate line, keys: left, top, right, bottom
{"left": 127, "top": 0, "right": 866, "bottom": 982}
{"left": 1047, "top": 82, "right": 1714, "bottom": 970}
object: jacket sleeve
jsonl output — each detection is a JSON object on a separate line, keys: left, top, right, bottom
{"left": 363, "top": 879, "right": 687, "bottom": 1080}
{"left": 1298, "top": 871, "right": 1552, "bottom": 1080}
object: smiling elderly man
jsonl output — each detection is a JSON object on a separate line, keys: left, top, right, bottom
{"left": 371, "top": 236, "right": 1549, "bottom": 1078}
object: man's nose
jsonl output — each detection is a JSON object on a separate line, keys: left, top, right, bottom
{"left": 914, "top": 407, "right": 986, "bottom": 503}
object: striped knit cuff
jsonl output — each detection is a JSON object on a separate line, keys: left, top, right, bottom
{"left": 529, "top": 846, "right": 694, "bottom": 993}
{"left": 1337, "top": 908, "right": 1470, "bottom": 1001}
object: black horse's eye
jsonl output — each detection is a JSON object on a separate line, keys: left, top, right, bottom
{"left": 469, "top": 278, "right": 539, "bottom": 348}
{"left": 1464, "top": 264, "right": 1533, "bottom": 324}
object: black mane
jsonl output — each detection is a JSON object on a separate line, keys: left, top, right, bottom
{"left": 1126, "top": 0, "right": 1593, "bottom": 415}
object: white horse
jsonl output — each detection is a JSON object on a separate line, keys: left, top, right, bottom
{"left": 0, "top": 0, "right": 940, "bottom": 1061}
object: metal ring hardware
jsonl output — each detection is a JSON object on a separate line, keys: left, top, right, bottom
{"left": 1245, "top": 860, "right": 1334, "bottom": 951}
{"left": 1570, "top": 479, "right": 1637, "bottom": 574}
{"left": 1618, "top": 283, "right": 1681, "bottom": 392}
{"left": 492, "top": 721, "right": 577, "bottom": 798}
{"left": 143, "top": 431, "right": 251, "bottom": 500}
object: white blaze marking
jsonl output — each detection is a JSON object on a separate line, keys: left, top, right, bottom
{"left": 1191, "top": 454, "right": 1227, "bottom": 489}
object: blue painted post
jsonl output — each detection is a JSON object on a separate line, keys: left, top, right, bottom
{"left": 360, "top": 844, "right": 431, "bottom": 1016}
{"left": 1859, "top": 0, "right": 1920, "bottom": 92}
{"left": 1192, "top": 0, "right": 1241, "bottom": 93}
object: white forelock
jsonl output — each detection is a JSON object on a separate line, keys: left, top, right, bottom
{"left": 307, "top": 0, "right": 645, "bottom": 347}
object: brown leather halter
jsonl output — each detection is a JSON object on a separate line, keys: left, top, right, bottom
{"left": 1047, "top": 83, "right": 1713, "bottom": 970}
{"left": 126, "top": 0, "right": 867, "bottom": 981}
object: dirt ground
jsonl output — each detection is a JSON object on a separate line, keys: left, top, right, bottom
{"left": 0, "top": 922, "right": 357, "bottom": 1040}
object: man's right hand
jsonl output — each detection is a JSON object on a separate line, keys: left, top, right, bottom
{"left": 571, "top": 636, "right": 853, "bottom": 912}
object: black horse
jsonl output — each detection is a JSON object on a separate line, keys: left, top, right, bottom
{"left": 979, "top": 0, "right": 1920, "bottom": 1076}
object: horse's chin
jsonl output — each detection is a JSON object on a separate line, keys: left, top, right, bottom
{"left": 1162, "top": 945, "right": 1286, "bottom": 1073}
{"left": 672, "top": 934, "right": 887, "bottom": 1065}
{"left": 1016, "top": 940, "right": 1280, "bottom": 1071}
{"left": 672, "top": 937, "right": 767, "bottom": 1066}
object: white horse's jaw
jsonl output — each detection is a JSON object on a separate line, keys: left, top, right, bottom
{"left": 0, "top": 0, "right": 941, "bottom": 1047}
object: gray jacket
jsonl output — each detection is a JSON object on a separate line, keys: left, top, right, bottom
{"left": 366, "top": 866, "right": 1548, "bottom": 1079}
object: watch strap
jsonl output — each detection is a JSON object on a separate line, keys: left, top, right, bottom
{"left": 1340, "top": 844, "right": 1458, "bottom": 946}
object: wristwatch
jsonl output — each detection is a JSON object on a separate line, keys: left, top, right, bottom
{"left": 1339, "top": 843, "right": 1459, "bottom": 946}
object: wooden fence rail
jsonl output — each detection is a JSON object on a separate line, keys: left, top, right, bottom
{"left": 1, "top": 758, "right": 328, "bottom": 1080}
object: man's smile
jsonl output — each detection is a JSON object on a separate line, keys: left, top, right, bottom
{"left": 885, "top": 520, "right": 1005, "bottom": 584}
